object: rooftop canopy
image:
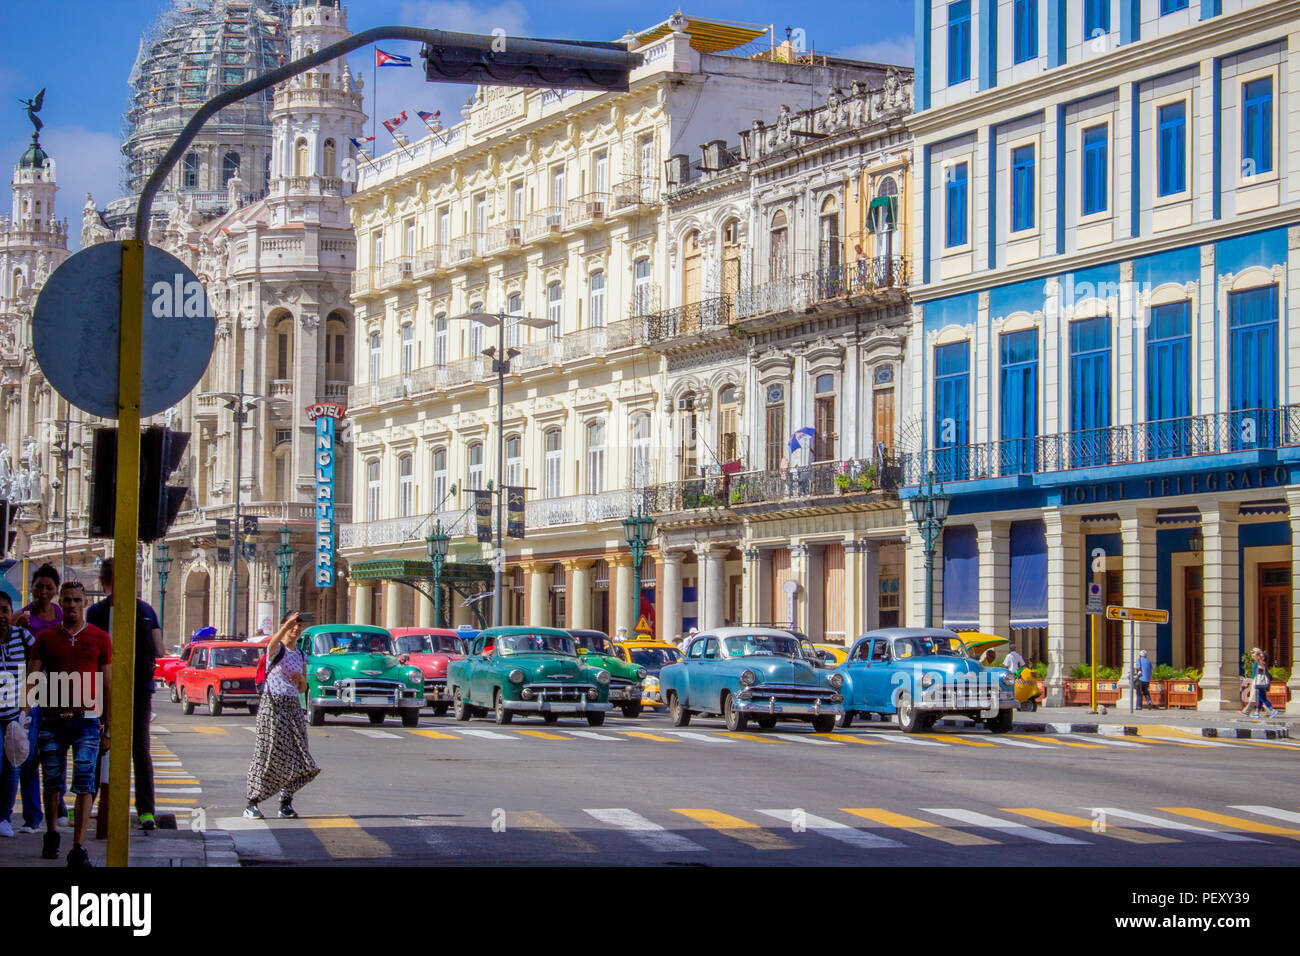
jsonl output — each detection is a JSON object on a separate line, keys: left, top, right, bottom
{"left": 635, "top": 15, "right": 769, "bottom": 54}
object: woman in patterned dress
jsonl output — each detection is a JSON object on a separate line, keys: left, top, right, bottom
{"left": 245, "top": 611, "right": 319, "bottom": 819}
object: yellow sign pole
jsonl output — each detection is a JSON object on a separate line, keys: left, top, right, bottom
{"left": 21, "top": 556, "right": 28, "bottom": 608}
{"left": 107, "top": 240, "right": 144, "bottom": 868}
{"left": 1089, "top": 612, "right": 1098, "bottom": 712}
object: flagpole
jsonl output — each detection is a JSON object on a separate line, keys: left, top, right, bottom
{"left": 372, "top": 51, "right": 377, "bottom": 144}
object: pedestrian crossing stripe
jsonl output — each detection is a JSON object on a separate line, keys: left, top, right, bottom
{"left": 407, "top": 729, "right": 458, "bottom": 740}
{"left": 1229, "top": 806, "right": 1300, "bottom": 826}
{"left": 306, "top": 816, "right": 392, "bottom": 859}
{"left": 837, "top": 734, "right": 888, "bottom": 745}
{"left": 509, "top": 811, "right": 598, "bottom": 854}
{"left": 515, "top": 730, "right": 569, "bottom": 740}
{"left": 616, "top": 731, "right": 680, "bottom": 742}
{"left": 1157, "top": 807, "right": 1300, "bottom": 840}
{"left": 189, "top": 726, "right": 227, "bottom": 734}
{"left": 1090, "top": 807, "right": 1261, "bottom": 842}
{"left": 772, "top": 732, "right": 839, "bottom": 746}
{"left": 1014, "top": 733, "right": 1103, "bottom": 748}
{"left": 922, "top": 808, "right": 1090, "bottom": 845}
{"left": 671, "top": 808, "right": 796, "bottom": 850}
{"left": 723, "top": 732, "right": 792, "bottom": 744}
{"left": 840, "top": 808, "right": 998, "bottom": 846}
{"left": 1001, "top": 808, "right": 1177, "bottom": 844}
{"left": 917, "top": 733, "right": 997, "bottom": 747}
{"left": 756, "top": 809, "right": 904, "bottom": 849}
{"left": 583, "top": 809, "right": 706, "bottom": 853}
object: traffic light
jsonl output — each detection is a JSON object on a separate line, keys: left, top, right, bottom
{"left": 88, "top": 426, "right": 191, "bottom": 541}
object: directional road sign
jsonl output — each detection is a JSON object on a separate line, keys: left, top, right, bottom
{"left": 1105, "top": 605, "right": 1169, "bottom": 624}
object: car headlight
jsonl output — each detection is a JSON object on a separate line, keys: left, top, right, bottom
{"left": 739, "top": 669, "right": 757, "bottom": 687}
{"left": 408, "top": 668, "right": 423, "bottom": 685}
{"left": 315, "top": 667, "right": 333, "bottom": 683}
{"left": 220, "top": 680, "right": 230, "bottom": 690}
{"left": 645, "top": 676, "right": 659, "bottom": 689}
{"left": 635, "top": 667, "right": 647, "bottom": 681}
{"left": 595, "top": 670, "right": 610, "bottom": 685}
{"left": 508, "top": 669, "right": 525, "bottom": 685}
{"left": 828, "top": 672, "right": 844, "bottom": 690}
{"left": 1000, "top": 673, "right": 1014, "bottom": 686}
{"left": 921, "top": 674, "right": 936, "bottom": 688}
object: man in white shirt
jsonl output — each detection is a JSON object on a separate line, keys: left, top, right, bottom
{"left": 1004, "top": 646, "right": 1027, "bottom": 674}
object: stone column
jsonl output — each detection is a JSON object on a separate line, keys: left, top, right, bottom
{"left": 1119, "top": 508, "right": 1159, "bottom": 709}
{"left": 806, "top": 545, "right": 825, "bottom": 639}
{"left": 842, "top": 539, "right": 864, "bottom": 641}
{"left": 568, "top": 559, "right": 594, "bottom": 630}
{"left": 862, "top": 539, "right": 881, "bottom": 631}
{"left": 527, "top": 563, "right": 551, "bottom": 627}
{"left": 976, "top": 519, "right": 1011, "bottom": 638}
{"left": 746, "top": 548, "right": 772, "bottom": 623}
{"left": 384, "top": 581, "right": 403, "bottom": 629}
{"left": 705, "top": 547, "right": 727, "bottom": 628}
{"left": 354, "top": 583, "right": 373, "bottom": 625}
{"left": 611, "top": 555, "right": 634, "bottom": 634}
{"left": 1044, "top": 511, "right": 1083, "bottom": 706}
{"left": 1198, "top": 502, "right": 1240, "bottom": 712}
{"left": 418, "top": 590, "right": 434, "bottom": 627}
{"left": 660, "top": 551, "right": 684, "bottom": 642}
{"left": 1289, "top": 489, "right": 1300, "bottom": 714}
{"left": 789, "top": 543, "right": 809, "bottom": 632}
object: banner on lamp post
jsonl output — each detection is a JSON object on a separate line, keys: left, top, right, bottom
{"left": 506, "top": 486, "right": 525, "bottom": 540}
{"left": 474, "top": 491, "right": 492, "bottom": 543}
{"left": 307, "top": 402, "right": 346, "bottom": 588}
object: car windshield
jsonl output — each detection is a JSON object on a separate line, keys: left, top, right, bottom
{"left": 629, "top": 648, "right": 680, "bottom": 671}
{"left": 210, "top": 647, "right": 263, "bottom": 668}
{"left": 396, "top": 634, "right": 459, "bottom": 655}
{"left": 722, "top": 634, "right": 801, "bottom": 658}
{"left": 893, "top": 635, "right": 967, "bottom": 659}
{"left": 497, "top": 633, "right": 577, "bottom": 656}
{"left": 571, "top": 633, "right": 615, "bottom": 655}
{"left": 314, "top": 632, "right": 395, "bottom": 655}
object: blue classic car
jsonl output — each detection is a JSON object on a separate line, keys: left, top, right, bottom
{"left": 658, "top": 626, "right": 844, "bottom": 733}
{"left": 836, "top": 628, "right": 1017, "bottom": 733}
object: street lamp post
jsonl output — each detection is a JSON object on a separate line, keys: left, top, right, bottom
{"left": 275, "top": 524, "right": 293, "bottom": 621}
{"left": 153, "top": 541, "right": 171, "bottom": 639}
{"left": 621, "top": 507, "right": 655, "bottom": 633}
{"left": 426, "top": 519, "right": 449, "bottom": 628}
{"left": 908, "top": 470, "right": 951, "bottom": 629}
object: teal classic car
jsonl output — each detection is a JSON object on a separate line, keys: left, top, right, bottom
{"left": 657, "top": 626, "right": 844, "bottom": 733}
{"left": 567, "top": 629, "right": 647, "bottom": 718}
{"left": 300, "top": 624, "right": 425, "bottom": 727}
{"left": 446, "top": 626, "right": 613, "bottom": 726}
{"left": 836, "top": 628, "right": 1016, "bottom": 733}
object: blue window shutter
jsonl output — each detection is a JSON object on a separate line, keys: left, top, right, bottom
{"left": 999, "top": 330, "right": 1038, "bottom": 474}
{"left": 1082, "top": 125, "right": 1108, "bottom": 215}
{"left": 948, "top": 1, "right": 972, "bottom": 85}
{"left": 1011, "top": 145, "right": 1035, "bottom": 231}
{"left": 1145, "top": 301, "right": 1191, "bottom": 458}
{"left": 1228, "top": 286, "right": 1278, "bottom": 449}
{"left": 942, "top": 525, "right": 980, "bottom": 630}
{"left": 945, "top": 162, "right": 968, "bottom": 248}
{"left": 934, "top": 342, "right": 971, "bottom": 480}
{"left": 1085, "top": 0, "right": 1110, "bottom": 37}
{"left": 1242, "top": 77, "right": 1273, "bottom": 176}
{"left": 1069, "top": 316, "right": 1112, "bottom": 466}
{"left": 1009, "top": 520, "right": 1048, "bottom": 627}
{"left": 1158, "top": 102, "right": 1187, "bottom": 196}
{"left": 1014, "top": 0, "right": 1038, "bottom": 62}
{"left": 1161, "top": 0, "right": 1189, "bottom": 12}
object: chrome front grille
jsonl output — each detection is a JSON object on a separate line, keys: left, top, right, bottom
{"left": 743, "top": 683, "right": 838, "bottom": 701}
{"left": 525, "top": 683, "right": 596, "bottom": 703}
{"left": 424, "top": 678, "right": 447, "bottom": 699}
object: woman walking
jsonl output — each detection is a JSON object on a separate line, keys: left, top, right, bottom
{"left": 1244, "top": 647, "right": 1281, "bottom": 720}
{"left": 245, "top": 612, "right": 319, "bottom": 819}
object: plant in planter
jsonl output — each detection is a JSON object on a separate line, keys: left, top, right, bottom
{"left": 1064, "top": 664, "right": 1122, "bottom": 704}
{"left": 1267, "top": 665, "right": 1292, "bottom": 708}
{"left": 856, "top": 463, "right": 877, "bottom": 492}
{"left": 834, "top": 473, "right": 852, "bottom": 492}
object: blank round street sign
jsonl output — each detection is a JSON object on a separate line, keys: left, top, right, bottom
{"left": 32, "top": 241, "right": 216, "bottom": 419}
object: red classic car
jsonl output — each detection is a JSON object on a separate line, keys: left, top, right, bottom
{"left": 157, "top": 644, "right": 197, "bottom": 702}
{"left": 390, "top": 628, "right": 466, "bottom": 717}
{"left": 177, "top": 641, "right": 267, "bottom": 716}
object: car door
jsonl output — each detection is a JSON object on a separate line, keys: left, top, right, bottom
{"left": 468, "top": 637, "right": 491, "bottom": 704}
{"left": 180, "top": 648, "right": 205, "bottom": 701}
{"left": 680, "top": 636, "right": 710, "bottom": 707}
{"left": 855, "top": 639, "right": 896, "bottom": 713}
{"left": 697, "top": 637, "right": 722, "bottom": 710}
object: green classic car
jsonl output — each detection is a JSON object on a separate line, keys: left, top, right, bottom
{"left": 567, "top": 629, "right": 647, "bottom": 718}
{"left": 300, "top": 624, "right": 425, "bottom": 727}
{"left": 446, "top": 626, "right": 613, "bottom": 726}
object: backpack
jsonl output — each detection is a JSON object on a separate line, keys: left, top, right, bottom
{"left": 255, "top": 645, "right": 287, "bottom": 695}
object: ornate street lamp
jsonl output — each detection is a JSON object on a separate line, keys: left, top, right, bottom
{"left": 154, "top": 541, "right": 172, "bottom": 639}
{"left": 621, "top": 506, "right": 655, "bottom": 632}
{"left": 908, "top": 470, "right": 951, "bottom": 629}
{"left": 275, "top": 525, "right": 294, "bottom": 621}
{"left": 426, "top": 518, "right": 450, "bottom": 628}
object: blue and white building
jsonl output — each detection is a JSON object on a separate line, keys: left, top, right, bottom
{"left": 905, "top": 0, "right": 1299, "bottom": 710}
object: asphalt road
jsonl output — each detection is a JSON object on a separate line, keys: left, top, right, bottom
{"left": 148, "top": 699, "right": 1300, "bottom": 866}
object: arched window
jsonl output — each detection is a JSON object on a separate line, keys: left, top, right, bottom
{"left": 544, "top": 428, "right": 562, "bottom": 498}
{"left": 366, "top": 460, "right": 381, "bottom": 520}
{"left": 324, "top": 311, "right": 349, "bottom": 384}
{"left": 182, "top": 152, "right": 199, "bottom": 189}
{"left": 264, "top": 154, "right": 272, "bottom": 191}
{"left": 872, "top": 176, "right": 901, "bottom": 283}
{"left": 431, "top": 448, "right": 448, "bottom": 509}
{"left": 679, "top": 391, "right": 697, "bottom": 479}
{"left": 434, "top": 312, "right": 448, "bottom": 366}
{"left": 398, "top": 454, "right": 414, "bottom": 517}
{"left": 294, "top": 138, "right": 309, "bottom": 177}
{"left": 467, "top": 442, "right": 484, "bottom": 490}
{"left": 721, "top": 219, "right": 741, "bottom": 296}
{"left": 273, "top": 314, "right": 294, "bottom": 381}
{"left": 814, "top": 373, "right": 837, "bottom": 461}
{"left": 586, "top": 420, "right": 605, "bottom": 494}
{"left": 631, "top": 412, "right": 651, "bottom": 487}
{"left": 12, "top": 270, "right": 24, "bottom": 296}
{"left": 222, "top": 151, "right": 240, "bottom": 186}
{"left": 682, "top": 230, "right": 701, "bottom": 306}
{"left": 819, "top": 194, "right": 841, "bottom": 282}
{"left": 588, "top": 271, "right": 605, "bottom": 328}
{"left": 719, "top": 384, "right": 739, "bottom": 462}
{"left": 400, "top": 324, "right": 414, "bottom": 375}
{"left": 322, "top": 139, "right": 337, "bottom": 178}
{"left": 505, "top": 435, "right": 522, "bottom": 487}
{"left": 769, "top": 210, "right": 788, "bottom": 281}
{"left": 546, "top": 282, "right": 562, "bottom": 339}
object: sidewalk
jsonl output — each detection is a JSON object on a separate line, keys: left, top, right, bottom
{"left": 936, "top": 704, "right": 1293, "bottom": 738}
{"left": 0, "top": 818, "right": 237, "bottom": 867}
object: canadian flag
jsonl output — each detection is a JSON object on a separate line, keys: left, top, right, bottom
{"left": 382, "top": 111, "right": 408, "bottom": 134}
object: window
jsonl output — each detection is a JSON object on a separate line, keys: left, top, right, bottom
{"left": 945, "top": 162, "right": 969, "bottom": 248}
{"left": 588, "top": 272, "right": 605, "bottom": 328}
{"left": 275, "top": 318, "right": 293, "bottom": 380}
{"left": 400, "top": 324, "right": 413, "bottom": 374}
{"left": 274, "top": 451, "right": 289, "bottom": 500}
{"left": 1228, "top": 286, "right": 1279, "bottom": 449}
{"left": 544, "top": 429, "right": 562, "bottom": 497}
{"left": 507, "top": 293, "right": 522, "bottom": 348}
{"left": 511, "top": 181, "right": 524, "bottom": 221}
{"left": 721, "top": 219, "right": 741, "bottom": 296}
{"left": 437, "top": 207, "right": 450, "bottom": 245}
{"left": 468, "top": 442, "right": 484, "bottom": 490}
{"left": 947, "top": 1, "right": 971, "bottom": 85}
{"left": 1082, "top": 124, "right": 1109, "bottom": 216}
{"left": 434, "top": 313, "right": 448, "bottom": 365}
{"left": 818, "top": 195, "right": 841, "bottom": 284}
{"left": 638, "top": 133, "right": 656, "bottom": 200}
{"left": 631, "top": 413, "right": 651, "bottom": 487}
{"left": 294, "top": 138, "right": 308, "bottom": 177}
{"left": 222, "top": 151, "right": 240, "bottom": 186}
{"left": 1069, "top": 316, "right": 1112, "bottom": 466}
{"left": 1157, "top": 101, "right": 1187, "bottom": 197}
{"left": 398, "top": 455, "right": 414, "bottom": 517}
{"left": 505, "top": 435, "right": 522, "bottom": 487}
{"left": 718, "top": 386, "right": 739, "bottom": 463}
{"left": 470, "top": 302, "right": 484, "bottom": 356}
{"left": 633, "top": 257, "right": 652, "bottom": 316}
{"left": 1000, "top": 330, "right": 1038, "bottom": 473}
{"left": 182, "top": 152, "right": 199, "bottom": 188}
{"left": 323, "top": 139, "right": 336, "bottom": 177}
{"left": 813, "top": 374, "right": 836, "bottom": 462}
{"left": 371, "top": 229, "right": 383, "bottom": 268}
{"left": 1010, "top": 145, "right": 1036, "bottom": 232}
{"left": 551, "top": 164, "right": 565, "bottom": 208}
{"left": 366, "top": 460, "right": 381, "bottom": 520}
{"left": 769, "top": 211, "right": 789, "bottom": 279}
{"left": 678, "top": 393, "right": 698, "bottom": 479}
{"left": 1160, "top": 0, "right": 1188, "bottom": 12}
{"left": 1146, "top": 301, "right": 1191, "bottom": 458}
{"left": 403, "top": 218, "right": 415, "bottom": 257}
{"left": 764, "top": 384, "right": 785, "bottom": 472}
{"left": 368, "top": 332, "right": 381, "bottom": 382}
{"left": 432, "top": 448, "right": 448, "bottom": 508}
{"left": 1242, "top": 76, "right": 1274, "bottom": 177}
{"left": 933, "top": 342, "right": 970, "bottom": 480}
{"left": 474, "top": 193, "right": 486, "bottom": 234}
{"left": 586, "top": 420, "right": 605, "bottom": 494}
{"left": 547, "top": 282, "right": 562, "bottom": 339}
{"left": 1084, "top": 0, "right": 1109, "bottom": 38}
{"left": 1014, "top": 0, "right": 1038, "bottom": 63}
{"left": 593, "top": 150, "right": 608, "bottom": 194}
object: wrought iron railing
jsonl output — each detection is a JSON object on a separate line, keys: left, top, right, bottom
{"left": 902, "top": 406, "right": 1300, "bottom": 486}
{"left": 524, "top": 206, "right": 565, "bottom": 242}
{"left": 382, "top": 257, "right": 415, "bottom": 286}
{"left": 350, "top": 267, "right": 379, "bottom": 295}
{"left": 643, "top": 457, "right": 899, "bottom": 514}
{"left": 810, "top": 256, "right": 910, "bottom": 301}
{"left": 484, "top": 221, "right": 524, "bottom": 255}
{"left": 448, "top": 233, "right": 482, "bottom": 264}
{"left": 734, "top": 272, "right": 814, "bottom": 319}
{"left": 566, "top": 192, "right": 610, "bottom": 228}
{"left": 645, "top": 296, "right": 733, "bottom": 344}
{"left": 612, "top": 177, "right": 659, "bottom": 208}
{"left": 413, "top": 244, "right": 447, "bottom": 276}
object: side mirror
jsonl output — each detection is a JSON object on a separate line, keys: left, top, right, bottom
{"left": 400, "top": 654, "right": 410, "bottom": 664}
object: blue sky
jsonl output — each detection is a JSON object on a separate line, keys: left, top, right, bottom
{"left": 0, "top": 1, "right": 913, "bottom": 248}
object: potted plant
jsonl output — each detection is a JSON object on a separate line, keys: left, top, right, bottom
{"left": 1064, "top": 664, "right": 1122, "bottom": 705}
{"left": 834, "top": 473, "right": 852, "bottom": 492}
{"left": 1268, "top": 666, "right": 1291, "bottom": 709}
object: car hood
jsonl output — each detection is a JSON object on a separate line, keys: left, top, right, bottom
{"left": 407, "top": 652, "right": 462, "bottom": 677}
{"left": 206, "top": 665, "right": 259, "bottom": 678}
{"left": 315, "top": 652, "right": 404, "bottom": 677}
{"left": 581, "top": 653, "right": 639, "bottom": 679}
{"left": 509, "top": 655, "right": 588, "bottom": 681}
{"left": 737, "top": 657, "right": 826, "bottom": 686}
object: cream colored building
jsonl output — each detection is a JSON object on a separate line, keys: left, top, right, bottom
{"left": 339, "top": 16, "right": 895, "bottom": 637}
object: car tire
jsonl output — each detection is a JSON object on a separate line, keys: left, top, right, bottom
{"left": 756, "top": 717, "right": 778, "bottom": 730}
{"left": 586, "top": 711, "right": 606, "bottom": 727}
{"left": 895, "top": 692, "right": 925, "bottom": 734}
{"left": 247, "top": 704, "right": 259, "bottom": 717}
{"left": 811, "top": 714, "right": 837, "bottom": 734}
{"left": 493, "top": 689, "right": 513, "bottom": 725}
{"left": 400, "top": 709, "right": 419, "bottom": 728}
{"left": 668, "top": 692, "right": 691, "bottom": 727}
{"left": 987, "top": 707, "right": 1014, "bottom": 734}
{"left": 368, "top": 711, "right": 386, "bottom": 725}
{"left": 432, "top": 704, "right": 450, "bottom": 718}
{"left": 308, "top": 702, "right": 325, "bottom": 726}
{"left": 620, "top": 703, "right": 643, "bottom": 719}
{"left": 206, "top": 688, "right": 223, "bottom": 717}
{"left": 452, "top": 687, "right": 473, "bottom": 722}
{"left": 168, "top": 682, "right": 180, "bottom": 704}
{"left": 180, "top": 688, "right": 194, "bottom": 716}
{"left": 839, "top": 711, "right": 854, "bottom": 728}
{"left": 542, "top": 713, "right": 559, "bottom": 724}
{"left": 723, "top": 693, "right": 748, "bottom": 732}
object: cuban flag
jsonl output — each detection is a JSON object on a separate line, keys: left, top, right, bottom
{"left": 375, "top": 48, "right": 412, "bottom": 68}
{"left": 349, "top": 135, "right": 375, "bottom": 149}
{"left": 787, "top": 427, "right": 816, "bottom": 454}
{"left": 382, "top": 111, "right": 408, "bottom": 134}
{"left": 417, "top": 109, "right": 440, "bottom": 124}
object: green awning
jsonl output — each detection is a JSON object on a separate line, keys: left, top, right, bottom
{"left": 349, "top": 559, "right": 492, "bottom": 586}
{"left": 866, "top": 196, "right": 897, "bottom": 233}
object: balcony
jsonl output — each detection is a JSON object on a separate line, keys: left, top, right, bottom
{"left": 524, "top": 206, "right": 565, "bottom": 243}
{"left": 448, "top": 233, "right": 483, "bottom": 266}
{"left": 733, "top": 256, "right": 910, "bottom": 321}
{"left": 382, "top": 257, "right": 416, "bottom": 287}
{"left": 644, "top": 457, "right": 900, "bottom": 515}
{"left": 901, "top": 406, "right": 1300, "bottom": 488}
{"left": 322, "top": 380, "right": 349, "bottom": 403}
{"left": 526, "top": 489, "right": 639, "bottom": 529}
{"left": 269, "top": 379, "right": 294, "bottom": 398}
{"left": 203, "top": 501, "right": 353, "bottom": 525}
{"left": 339, "top": 510, "right": 464, "bottom": 550}
{"left": 645, "top": 296, "right": 733, "bottom": 345}
{"left": 484, "top": 221, "right": 524, "bottom": 256}
{"left": 350, "top": 267, "right": 380, "bottom": 296}
{"left": 611, "top": 177, "right": 659, "bottom": 211}
{"left": 566, "top": 192, "right": 610, "bottom": 230}
{"left": 413, "top": 244, "right": 447, "bottom": 277}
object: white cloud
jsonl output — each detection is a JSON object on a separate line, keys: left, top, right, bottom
{"left": 3, "top": 126, "right": 121, "bottom": 251}
{"left": 397, "top": 0, "right": 529, "bottom": 34}
{"left": 833, "top": 35, "right": 915, "bottom": 67}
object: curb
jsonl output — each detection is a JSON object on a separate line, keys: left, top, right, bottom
{"left": 201, "top": 829, "right": 241, "bottom": 867}
{"left": 931, "top": 717, "right": 1289, "bottom": 739}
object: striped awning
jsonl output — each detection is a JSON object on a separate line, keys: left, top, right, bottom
{"left": 636, "top": 16, "right": 768, "bottom": 54}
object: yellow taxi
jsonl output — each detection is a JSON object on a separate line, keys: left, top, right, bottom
{"left": 612, "top": 638, "right": 683, "bottom": 709}
{"left": 814, "top": 643, "right": 851, "bottom": 667}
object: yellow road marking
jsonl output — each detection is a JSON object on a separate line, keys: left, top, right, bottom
{"left": 918, "top": 733, "right": 997, "bottom": 747}
{"left": 307, "top": 816, "right": 393, "bottom": 858}
{"left": 617, "top": 731, "right": 680, "bottom": 742}
{"left": 1217, "top": 738, "right": 1300, "bottom": 751}
{"left": 839, "top": 734, "right": 889, "bottom": 745}
{"left": 810, "top": 733, "right": 851, "bottom": 742}
{"left": 1010, "top": 734, "right": 1103, "bottom": 749}
{"left": 154, "top": 798, "right": 199, "bottom": 805}
{"left": 671, "top": 809, "right": 795, "bottom": 850}
{"left": 189, "top": 725, "right": 227, "bottom": 734}
{"left": 840, "top": 808, "right": 998, "bottom": 846}
{"left": 1119, "top": 736, "right": 1204, "bottom": 748}
{"left": 509, "top": 811, "right": 598, "bottom": 853}
{"left": 1002, "top": 808, "right": 1177, "bottom": 844}
{"left": 515, "top": 730, "right": 570, "bottom": 740}
{"left": 1157, "top": 808, "right": 1300, "bottom": 840}
{"left": 406, "top": 729, "right": 459, "bottom": 740}
{"left": 723, "top": 732, "right": 791, "bottom": 744}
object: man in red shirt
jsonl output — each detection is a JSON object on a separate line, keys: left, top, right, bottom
{"left": 27, "top": 581, "right": 112, "bottom": 868}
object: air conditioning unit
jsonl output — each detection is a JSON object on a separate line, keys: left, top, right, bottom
{"left": 507, "top": 227, "right": 522, "bottom": 247}
{"left": 585, "top": 201, "right": 605, "bottom": 219}
{"left": 398, "top": 261, "right": 413, "bottom": 277}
